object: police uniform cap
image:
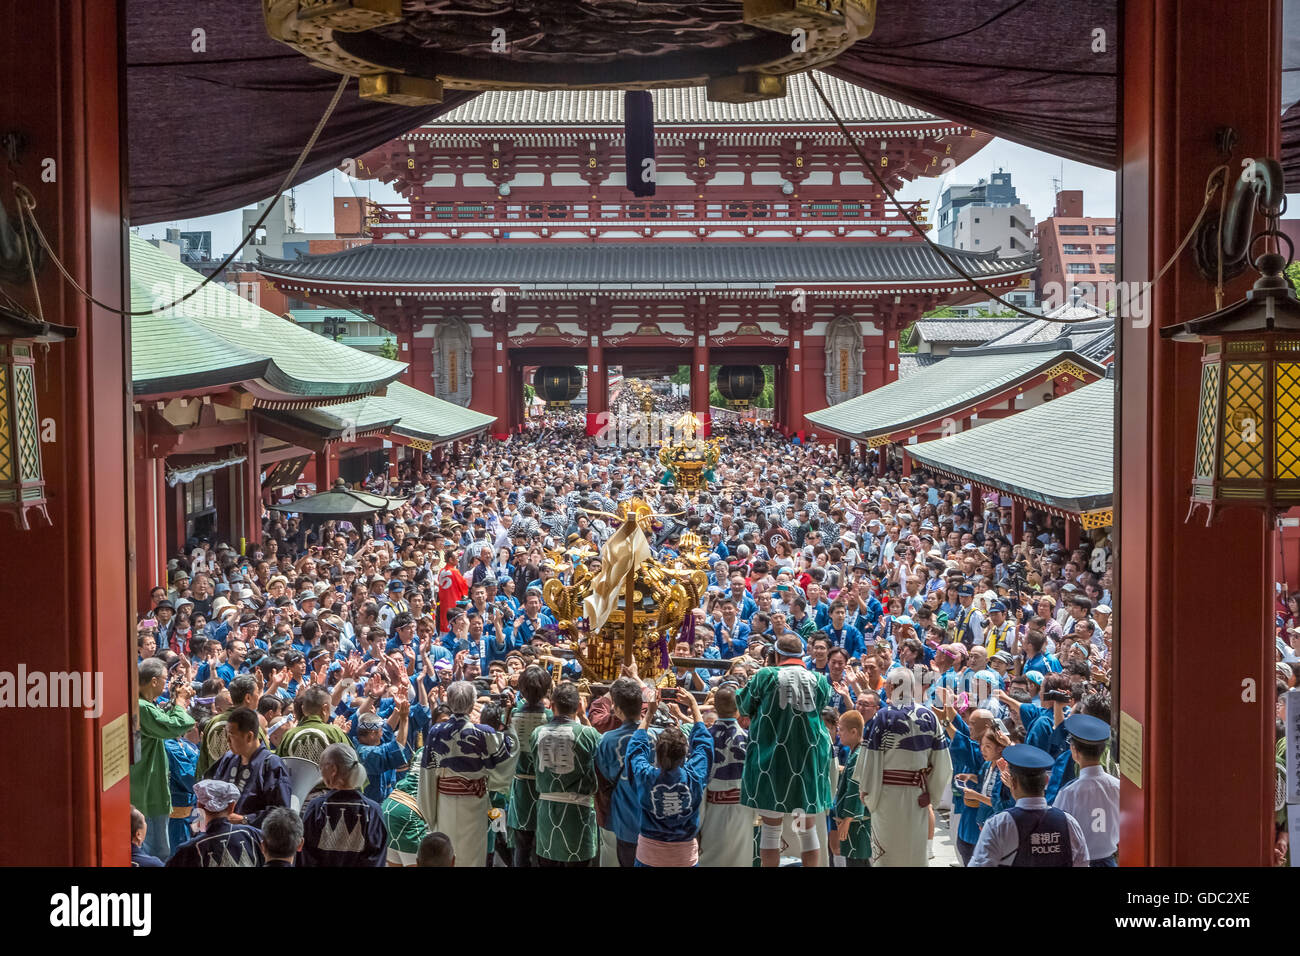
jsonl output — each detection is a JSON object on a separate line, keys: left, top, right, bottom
{"left": 957, "top": 583, "right": 975, "bottom": 596}
{"left": 1002, "top": 744, "right": 1054, "bottom": 772}
{"left": 1063, "top": 713, "right": 1110, "bottom": 744}
{"left": 387, "top": 580, "right": 405, "bottom": 591}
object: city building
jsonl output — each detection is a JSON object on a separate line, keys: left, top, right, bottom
{"left": 935, "top": 169, "right": 1034, "bottom": 254}
{"left": 1034, "top": 188, "right": 1117, "bottom": 307}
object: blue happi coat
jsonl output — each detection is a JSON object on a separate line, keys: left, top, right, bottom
{"left": 207, "top": 745, "right": 292, "bottom": 829}
{"left": 708, "top": 718, "right": 748, "bottom": 786}
{"left": 596, "top": 720, "right": 645, "bottom": 844}
{"left": 627, "top": 723, "right": 714, "bottom": 844}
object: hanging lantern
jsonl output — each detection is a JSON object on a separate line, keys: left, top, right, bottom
{"left": 1161, "top": 158, "right": 1300, "bottom": 522}
{"left": 0, "top": 306, "right": 75, "bottom": 529}
{"left": 533, "top": 366, "right": 583, "bottom": 407}
{"left": 263, "top": 0, "right": 876, "bottom": 104}
{"left": 716, "top": 365, "right": 766, "bottom": 408}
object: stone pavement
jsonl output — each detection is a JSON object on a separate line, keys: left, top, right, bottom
{"left": 778, "top": 804, "right": 963, "bottom": 867}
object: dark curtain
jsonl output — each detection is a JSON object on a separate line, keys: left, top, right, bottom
{"left": 828, "top": 0, "right": 1119, "bottom": 170}
{"left": 127, "top": 0, "right": 1300, "bottom": 223}
{"left": 125, "top": 1, "right": 473, "bottom": 223}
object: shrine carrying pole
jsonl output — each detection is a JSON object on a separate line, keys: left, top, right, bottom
{"left": 623, "top": 562, "right": 636, "bottom": 668}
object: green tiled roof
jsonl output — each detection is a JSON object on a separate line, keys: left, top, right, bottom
{"left": 906, "top": 378, "right": 1114, "bottom": 513}
{"left": 279, "top": 382, "right": 495, "bottom": 445}
{"left": 131, "top": 235, "right": 405, "bottom": 398}
{"left": 805, "top": 341, "right": 1104, "bottom": 441}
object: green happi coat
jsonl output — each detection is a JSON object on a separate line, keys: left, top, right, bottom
{"left": 506, "top": 704, "right": 552, "bottom": 832}
{"left": 834, "top": 745, "right": 872, "bottom": 859}
{"left": 736, "top": 664, "right": 832, "bottom": 815}
{"left": 531, "top": 717, "right": 601, "bottom": 863}
{"left": 381, "top": 748, "right": 426, "bottom": 857}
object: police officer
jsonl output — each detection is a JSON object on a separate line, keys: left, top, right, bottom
{"left": 953, "top": 584, "right": 985, "bottom": 650}
{"left": 984, "top": 600, "right": 1015, "bottom": 656}
{"left": 968, "top": 744, "right": 1088, "bottom": 867}
{"left": 1052, "top": 714, "right": 1119, "bottom": 866}
{"left": 378, "top": 579, "right": 410, "bottom": 636}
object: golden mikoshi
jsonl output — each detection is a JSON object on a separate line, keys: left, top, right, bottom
{"left": 543, "top": 498, "right": 709, "bottom": 685}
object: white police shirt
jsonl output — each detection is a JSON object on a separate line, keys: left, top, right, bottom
{"left": 1052, "top": 765, "right": 1119, "bottom": 861}
{"left": 968, "top": 796, "right": 1089, "bottom": 867}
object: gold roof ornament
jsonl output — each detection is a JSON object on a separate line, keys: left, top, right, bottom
{"left": 262, "top": 0, "right": 877, "bottom": 105}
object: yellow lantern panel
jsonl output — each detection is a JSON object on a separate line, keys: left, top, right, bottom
{"left": 1194, "top": 362, "right": 1220, "bottom": 480}
{"left": 1275, "top": 361, "right": 1300, "bottom": 480}
{"left": 1219, "top": 361, "right": 1265, "bottom": 480}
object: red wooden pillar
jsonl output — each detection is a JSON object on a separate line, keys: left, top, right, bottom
{"left": 1064, "top": 517, "right": 1080, "bottom": 552}
{"left": 691, "top": 334, "right": 711, "bottom": 438}
{"left": 133, "top": 434, "right": 161, "bottom": 608}
{"left": 1118, "top": 0, "right": 1279, "bottom": 865}
{"left": 863, "top": 319, "right": 884, "bottom": 393}
{"left": 0, "top": 0, "right": 130, "bottom": 865}
{"left": 315, "top": 446, "right": 333, "bottom": 489}
{"left": 787, "top": 316, "right": 804, "bottom": 440}
{"left": 882, "top": 316, "right": 901, "bottom": 385}
{"left": 244, "top": 416, "right": 262, "bottom": 548}
{"left": 171, "top": 482, "right": 185, "bottom": 556}
{"left": 875, "top": 442, "right": 888, "bottom": 478}
{"left": 971, "top": 484, "right": 984, "bottom": 519}
{"left": 773, "top": 363, "right": 785, "bottom": 432}
{"left": 506, "top": 359, "right": 521, "bottom": 432}
{"left": 492, "top": 319, "right": 509, "bottom": 439}
{"left": 397, "top": 315, "right": 415, "bottom": 385}
{"left": 836, "top": 437, "right": 850, "bottom": 460}
{"left": 156, "top": 458, "right": 170, "bottom": 569}
{"left": 388, "top": 444, "right": 400, "bottom": 476}
{"left": 586, "top": 336, "right": 607, "bottom": 437}
{"left": 1010, "top": 498, "right": 1025, "bottom": 539}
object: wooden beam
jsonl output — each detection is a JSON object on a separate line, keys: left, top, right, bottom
{"left": 254, "top": 414, "right": 329, "bottom": 453}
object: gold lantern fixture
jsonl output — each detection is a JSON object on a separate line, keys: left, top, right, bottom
{"left": 0, "top": 306, "right": 74, "bottom": 529}
{"left": 1161, "top": 157, "right": 1300, "bottom": 522}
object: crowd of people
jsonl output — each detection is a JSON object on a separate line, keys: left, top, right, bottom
{"left": 126, "top": 387, "right": 1213, "bottom": 868}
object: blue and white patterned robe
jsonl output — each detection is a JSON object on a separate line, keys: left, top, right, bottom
{"left": 854, "top": 701, "right": 952, "bottom": 867}
{"left": 698, "top": 718, "right": 752, "bottom": 867}
{"left": 417, "top": 715, "right": 518, "bottom": 868}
